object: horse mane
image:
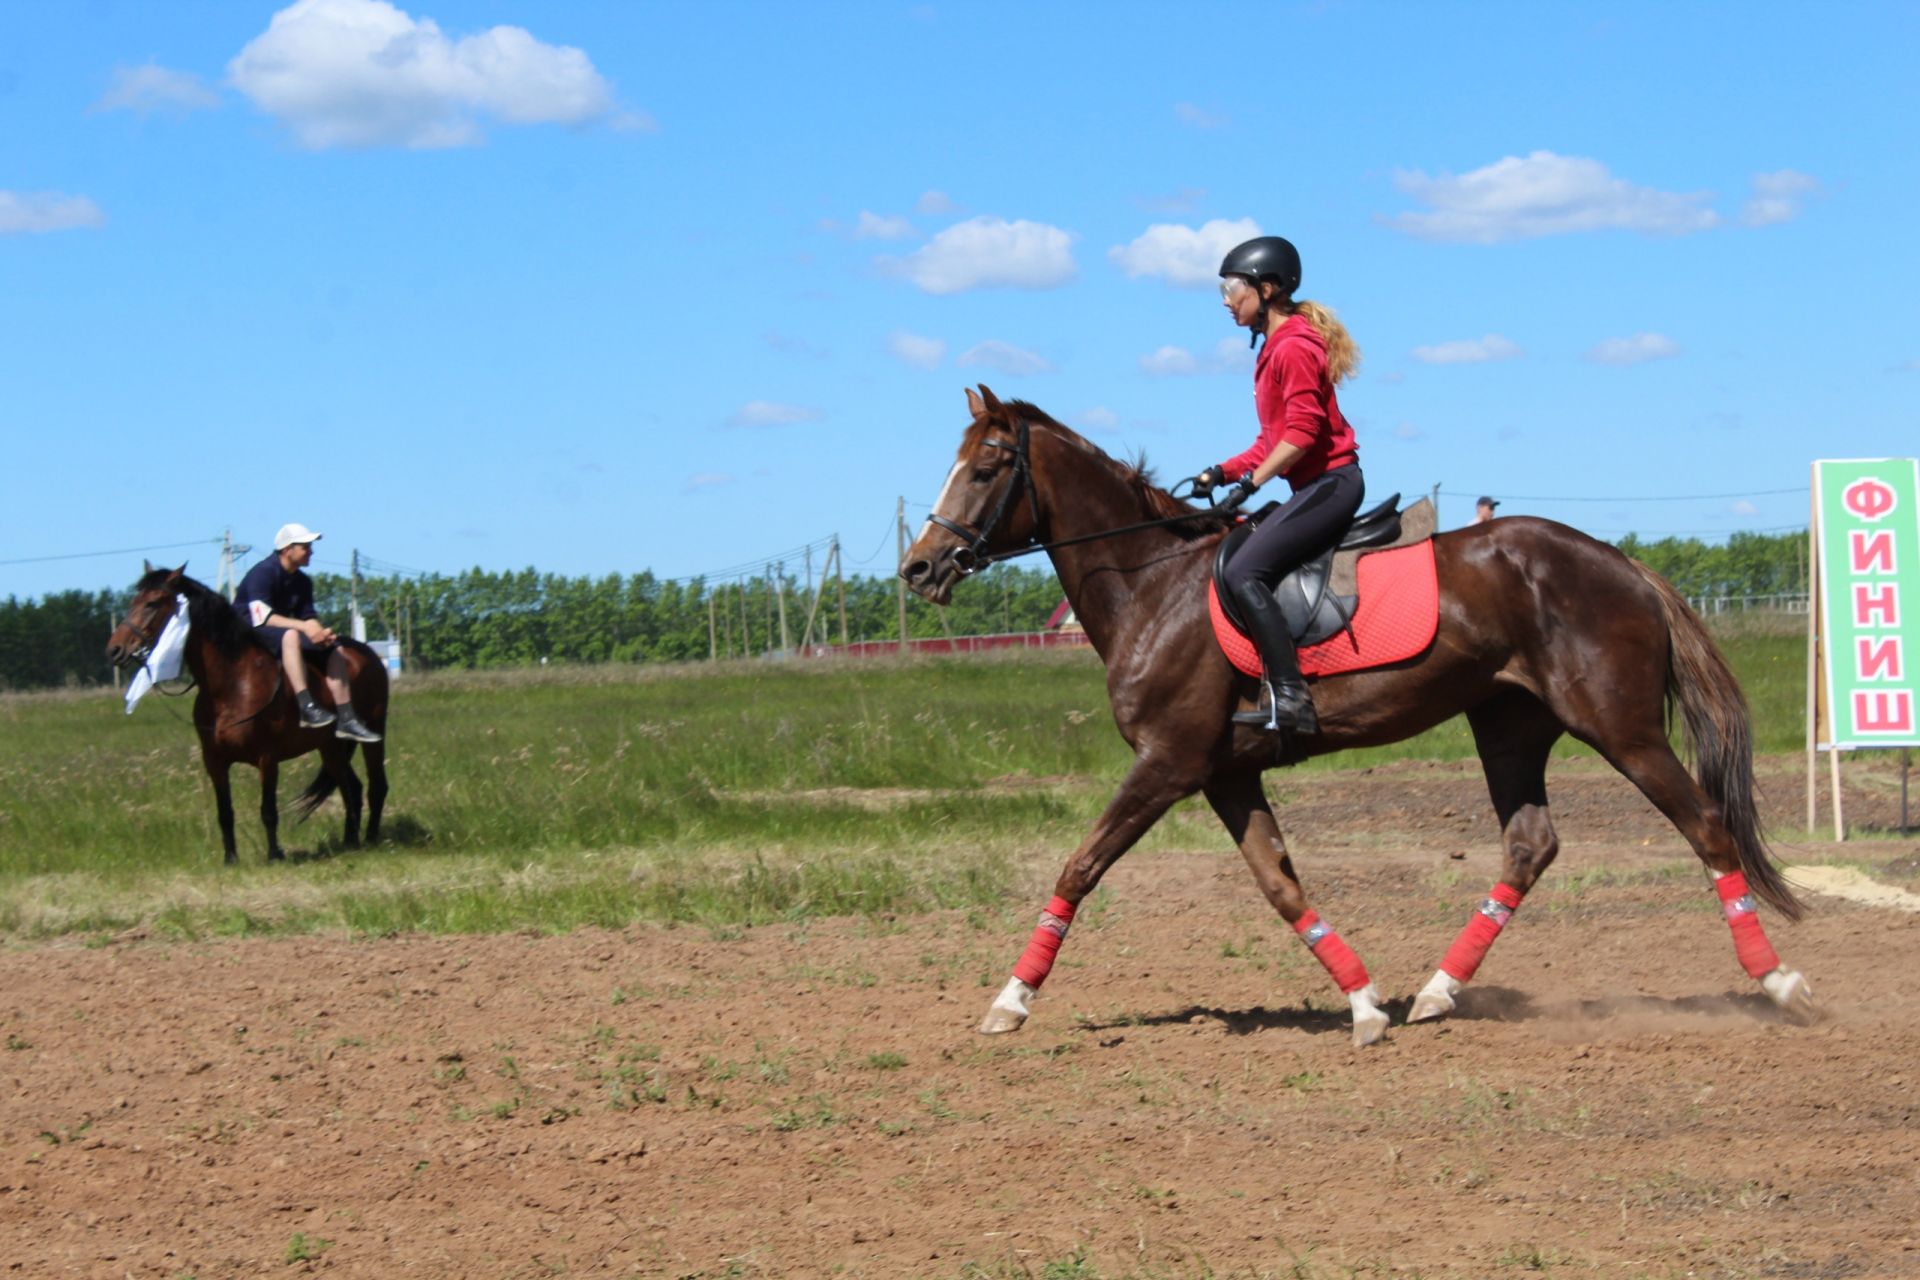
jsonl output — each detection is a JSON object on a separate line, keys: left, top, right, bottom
{"left": 136, "top": 568, "right": 257, "bottom": 661}
{"left": 997, "top": 400, "right": 1233, "bottom": 541}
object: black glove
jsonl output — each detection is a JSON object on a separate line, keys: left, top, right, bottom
{"left": 1170, "top": 469, "right": 1220, "bottom": 503}
{"left": 1216, "top": 475, "right": 1260, "bottom": 513}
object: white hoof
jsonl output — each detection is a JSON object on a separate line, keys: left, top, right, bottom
{"left": 1407, "top": 970, "right": 1462, "bottom": 1023}
{"left": 1761, "top": 967, "right": 1820, "bottom": 1023}
{"left": 978, "top": 977, "right": 1035, "bottom": 1035}
{"left": 1350, "top": 983, "right": 1390, "bottom": 1047}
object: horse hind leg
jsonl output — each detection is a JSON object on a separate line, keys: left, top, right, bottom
{"left": 325, "top": 743, "right": 365, "bottom": 849}
{"left": 209, "top": 757, "right": 239, "bottom": 866}
{"left": 362, "top": 740, "right": 388, "bottom": 844}
{"left": 1604, "top": 734, "right": 1817, "bottom": 1021}
{"left": 1205, "top": 772, "right": 1389, "bottom": 1047}
{"left": 1411, "top": 692, "right": 1562, "bottom": 1024}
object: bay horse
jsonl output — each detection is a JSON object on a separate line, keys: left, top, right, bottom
{"left": 901, "top": 387, "right": 1816, "bottom": 1046}
{"left": 106, "top": 566, "right": 389, "bottom": 864}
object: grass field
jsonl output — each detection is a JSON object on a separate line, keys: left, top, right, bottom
{"left": 0, "top": 620, "right": 1812, "bottom": 942}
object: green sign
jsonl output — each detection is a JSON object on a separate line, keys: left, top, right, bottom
{"left": 1814, "top": 458, "right": 1920, "bottom": 748}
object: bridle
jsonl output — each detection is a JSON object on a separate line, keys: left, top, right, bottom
{"left": 925, "top": 415, "right": 1230, "bottom": 578}
{"left": 926, "top": 418, "right": 1042, "bottom": 574}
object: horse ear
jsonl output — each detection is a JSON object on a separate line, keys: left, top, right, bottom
{"left": 977, "top": 384, "right": 1003, "bottom": 415}
{"left": 168, "top": 563, "right": 187, "bottom": 581}
{"left": 143, "top": 559, "right": 153, "bottom": 574}
{"left": 965, "top": 387, "right": 986, "bottom": 419}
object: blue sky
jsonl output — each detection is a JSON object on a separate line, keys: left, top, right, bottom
{"left": 4, "top": 0, "right": 1916, "bottom": 601}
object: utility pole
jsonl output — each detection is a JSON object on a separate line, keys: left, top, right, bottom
{"left": 351, "top": 549, "right": 366, "bottom": 642}
{"left": 708, "top": 593, "right": 717, "bottom": 662}
{"left": 1430, "top": 482, "right": 1442, "bottom": 529}
{"left": 834, "top": 535, "right": 848, "bottom": 646}
{"left": 895, "top": 496, "right": 909, "bottom": 652}
{"left": 216, "top": 528, "right": 251, "bottom": 600}
{"left": 774, "top": 560, "right": 791, "bottom": 654}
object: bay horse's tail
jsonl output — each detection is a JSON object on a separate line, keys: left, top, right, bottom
{"left": 292, "top": 766, "right": 338, "bottom": 822}
{"left": 1633, "top": 562, "right": 1804, "bottom": 921}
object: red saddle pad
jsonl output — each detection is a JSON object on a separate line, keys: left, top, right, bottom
{"left": 1208, "top": 540, "right": 1439, "bottom": 678}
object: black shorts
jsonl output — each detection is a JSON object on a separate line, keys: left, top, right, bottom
{"left": 255, "top": 624, "right": 331, "bottom": 656}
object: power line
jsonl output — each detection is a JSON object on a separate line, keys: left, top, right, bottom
{"left": 0, "top": 537, "right": 218, "bottom": 568}
{"left": 1443, "top": 486, "right": 1808, "bottom": 504}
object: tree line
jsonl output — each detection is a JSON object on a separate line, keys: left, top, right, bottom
{"left": 1, "top": 529, "right": 1810, "bottom": 690}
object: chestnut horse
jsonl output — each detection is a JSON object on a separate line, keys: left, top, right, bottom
{"left": 107, "top": 566, "right": 389, "bottom": 864}
{"left": 901, "top": 388, "right": 1815, "bottom": 1045}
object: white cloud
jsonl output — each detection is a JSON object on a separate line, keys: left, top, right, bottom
{"left": 957, "top": 340, "right": 1054, "bottom": 377}
{"left": 1387, "top": 151, "right": 1721, "bottom": 243}
{"left": 1138, "top": 338, "right": 1251, "bottom": 377}
{"left": 1139, "top": 345, "right": 1198, "bottom": 377}
{"left": 1174, "top": 102, "right": 1227, "bottom": 130}
{"left": 683, "top": 472, "right": 733, "bottom": 492}
{"left": 853, "top": 210, "right": 915, "bottom": 240}
{"left": 1394, "top": 422, "right": 1423, "bottom": 441}
{"left": 1585, "top": 332, "right": 1681, "bottom": 366}
{"left": 885, "top": 216, "right": 1076, "bottom": 294}
{"left": 0, "top": 191, "right": 105, "bottom": 235}
{"left": 1077, "top": 407, "right": 1119, "bottom": 435}
{"left": 1109, "top": 217, "right": 1260, "bottom": 287}
{"left": 1741, "top": 169, "right": 1821, "bottom": 227}
{"left": 93, "top": 63, "right": 221, "bottom": 114}
{"left": 888, "top": 331, "right": 945, "bottom": 370}
{"left": 915, "top": 190, "right": 957, "bottom": 216}
{"left": 1731, "top": 499, "right": 1759, "bottom": 517}
{"left": 727, "top": 400, "right": 823, "bottom": 428}
{"left": 1411, "top": 334, "right": 1523, "bottom": 365}
{"left": 228, "top": 0, "right": 618, "bottom": 150}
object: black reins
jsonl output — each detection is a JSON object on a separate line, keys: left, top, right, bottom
{"left": 927, "top": 417, "right": 1229, "bottom": 572}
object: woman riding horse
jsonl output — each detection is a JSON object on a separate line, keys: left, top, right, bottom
{"left": 1183, "top": 236, "right": 1365, "bottom": 736}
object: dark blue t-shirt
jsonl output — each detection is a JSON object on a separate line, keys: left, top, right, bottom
{"left": 235, "top": 557, "right": 316, "bottom": 629}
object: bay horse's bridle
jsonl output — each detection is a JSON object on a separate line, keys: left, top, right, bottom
{"left": 925, "top": 414, "right": 1228, "bottom": 578}
{"left": 925, "top": 418, "right": 1042, "bottom": 575}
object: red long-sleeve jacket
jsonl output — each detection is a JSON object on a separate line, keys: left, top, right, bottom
{"left": 1218, "top": 313, "right": 1358, "bottom": 492}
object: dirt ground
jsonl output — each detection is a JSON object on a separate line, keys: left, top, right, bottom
{"left": 4, "top": 758, "right": 1919, "bottom": 1279}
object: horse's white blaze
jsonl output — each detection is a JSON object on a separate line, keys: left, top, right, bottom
{"left": 920, "top": 460, "right": 969, "bottom": 542}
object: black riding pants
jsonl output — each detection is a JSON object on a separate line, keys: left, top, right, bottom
{"left": 1222, "top": 464, "right": 1366, "bottom": 594}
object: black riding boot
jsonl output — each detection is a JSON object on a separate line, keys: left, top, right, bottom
{"left": 1230, "top": 580, "right": 1319, "bottom": 735}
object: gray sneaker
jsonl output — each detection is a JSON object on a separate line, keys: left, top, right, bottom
{"left": 298, "top": 696, "right": 336, "bottom": 729}
{"left": 334, "top": 709, "right": 382, "bottom": 743}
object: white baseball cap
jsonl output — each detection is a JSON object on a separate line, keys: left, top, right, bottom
{"left": 274, "top": 522, "right": 323, "bottom": 550}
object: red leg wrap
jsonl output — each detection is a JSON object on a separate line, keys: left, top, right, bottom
{"left": 1714, "top": 872, "right": 1780, "bottom": 979}
{"left": 1439, "top": 882, "right": 1525, "bottom": 983}
{"left": 1011, "top": 896, "right": 1077, "bottom": 988}
{"left": 1293, "top": 909, "right": 1371, "bottom": 994}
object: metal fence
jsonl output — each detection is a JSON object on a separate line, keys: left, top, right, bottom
{"left": 1685, "top": 593, "right": 1809, "bottom": 615}
{"left": 806, "top": 629, "right": 1093, "bottom": 659}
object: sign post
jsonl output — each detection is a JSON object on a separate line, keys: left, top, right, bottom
{"left": 1809, "top": 458, "right": 1920, "bottom": 838}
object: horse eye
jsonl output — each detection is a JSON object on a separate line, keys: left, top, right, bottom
{"left": 972, "top": 468, "right": 996, "bottom": 482}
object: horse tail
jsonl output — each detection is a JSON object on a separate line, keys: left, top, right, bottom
{"left": 1632, "top": 562, "right": 1804, "bottom": 921}
{"left": 291, "top": 765, "right": 339, "bottom": 822}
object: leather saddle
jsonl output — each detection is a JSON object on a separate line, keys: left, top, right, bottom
{"left": 1213, "top": 494, "right": 1437, "bottom": 647}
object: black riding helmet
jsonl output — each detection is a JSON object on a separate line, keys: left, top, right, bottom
{"left": 1219, "top": 235, "right": 1301, "bottom": 296}
{"left": 1220, "top": 235, "right": 1302, "bottom": 349}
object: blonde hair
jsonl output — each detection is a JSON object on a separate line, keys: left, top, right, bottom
{"left": 1288, "top": 299, "right": 1361, "bottom": 385}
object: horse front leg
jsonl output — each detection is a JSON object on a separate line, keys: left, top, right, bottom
{"left": 258, "top": 758, "right": 284, "bottom": 862}
{"left": 979, "top": 756, "right": 1200, "bottom": 1034}
{"left": 209, "top": 757, "right": 238, "bottom": 866}
{"left": 1204, "top": 771, "right": 1389, "bottom": 1047}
